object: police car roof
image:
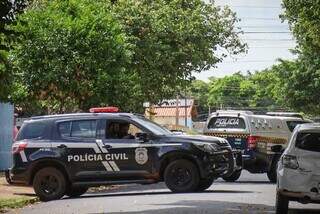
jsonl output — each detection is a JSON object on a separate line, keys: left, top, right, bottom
{"left": 29, "top": 112, "right": 137, "bottom": 121}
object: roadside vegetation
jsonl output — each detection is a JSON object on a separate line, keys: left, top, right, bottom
{"left": 0, "top": 197, "right": 38, "bottom": 213}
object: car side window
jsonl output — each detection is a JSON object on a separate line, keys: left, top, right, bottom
{"left": 58, "top": 121, "right": 71, "bottom": 138}
{"left": 296, "top": 132, "right": 320, "bottom": 152}
{"left": 58, "top": 120, "right": 97, "bottom": 139}
{"left": 105, "top": 120, "right": 142, "bottom": 140}
{"left": 17, "top": 122, "right": 46, "bottom": 140}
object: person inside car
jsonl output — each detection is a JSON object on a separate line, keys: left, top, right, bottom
{"left": 119, "top": 123, "right": 134, "bottom": 139}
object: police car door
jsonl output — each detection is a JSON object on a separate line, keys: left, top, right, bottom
{"left": 56, "top": 119, "right": 101, "bottom": 179}
{"left": 98, "top": 119, "right": 153, "bottom": 178}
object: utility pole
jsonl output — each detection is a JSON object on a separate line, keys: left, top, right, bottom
{"left": 175, "top": 94, "right": 179, "bottom": 128}
{"left": 184, "top": 77, "right": 187, "bottom": 128}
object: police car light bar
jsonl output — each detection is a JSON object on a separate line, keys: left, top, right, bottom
{"left": 89, "top": 107, "right": 119, "bottom": 113}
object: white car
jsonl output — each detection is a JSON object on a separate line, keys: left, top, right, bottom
{"left": 276, "top": 123, "right": 320, "bottom": 214}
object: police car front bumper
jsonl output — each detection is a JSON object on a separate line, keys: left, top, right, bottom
{"left": 208, "top": 149, "right": 242, "bottom": 178}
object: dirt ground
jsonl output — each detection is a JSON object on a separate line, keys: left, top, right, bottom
{"left": 0, "top": 176, "right": 35, "bottom": 200}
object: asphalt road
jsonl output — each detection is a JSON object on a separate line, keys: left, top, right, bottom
{"left": 12, "top": 171, "right": 320, "bottom": 214}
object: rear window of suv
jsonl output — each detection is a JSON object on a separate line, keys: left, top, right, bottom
{"left": 286, "top": 121, "right": 310, "bottom": 132}
{"left": 16, "top": 122, "right": 46, "bottom": 140}
{"left": 296, "top": 132, "right": 320, "bottom": 152}
{"left": 208, "top": 117, "right": 246, "bottom": 129}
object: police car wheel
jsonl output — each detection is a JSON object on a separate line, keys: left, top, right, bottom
{"left": 275, "top": 191, "right": 289, "bottom": 214}
{"left": 196, "top": 177, "right": 214, "bottom": 191}
{"left": 33, "top": 167, "right": 67, "bottom": 202}
{"left": 222, "top": 170, "right": 241, "bottom": 182}
{"left": 267, "top": 156, "right": 280, "bottom": 183}
{"left": 164, "top": 159, "right": 200, "bottom": 193}
{"left": 65, "top": 187, "right": 88, "bottom": 198}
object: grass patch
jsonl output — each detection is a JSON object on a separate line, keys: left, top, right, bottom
{"left": 0, "top": 197, "right": 38, "bottom": 213}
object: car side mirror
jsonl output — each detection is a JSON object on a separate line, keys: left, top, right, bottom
{"left": 271, "top": 145, "right": 283, "bottom": 153}
{"left": 136, "top": 132, "right": 149, "bottom": 142}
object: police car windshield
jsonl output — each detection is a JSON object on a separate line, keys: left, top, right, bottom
{"left": 133, "top": 117, "right": 172, "bottom": 135}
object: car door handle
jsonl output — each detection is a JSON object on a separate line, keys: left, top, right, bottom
{"left": 103, "top": 145, "right": 112, "bottom": 149}
{"left": 57, "top": 144, "right": 67, "bottom": 149}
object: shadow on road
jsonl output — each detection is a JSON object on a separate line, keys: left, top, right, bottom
{"left": 90, "top": 200, "right": 275, "bottom": 214}
{"left": 66, "top": 189, "right": 255, "bottom": 200}
{"left": 87, "top": 199, "right": 320, "bottom": 214}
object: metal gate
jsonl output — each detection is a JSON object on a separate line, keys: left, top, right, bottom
{"left": 0, "top": 102, "right": 14, "bottom": 170}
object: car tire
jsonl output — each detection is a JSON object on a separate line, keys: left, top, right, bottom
{"left": 267, "top": 155, "right": 280, "bottom": 183}
{"left": 164, "top": 159, "right": 200, "bottom": 193}
{"left": 197, "top": 177, "right": 214, "bottom": 191}
{"left": 5, "top": 170, "right": 12, "bottom": 184}
{"left": 33, "top": 167, "right": 67, "bottom": 202}
{"left": 222, "top": 170, "right": 241, "bottom": 182}
{"left": 275, "top": 191, "right": 289, "bottom": 214}
{"left": 65, "top": 187, "right": 88, "bottom": 198}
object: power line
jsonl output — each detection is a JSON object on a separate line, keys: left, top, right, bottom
{"left": 249, "top": 46, "right": 294, "bottom": 48}
{"left": 218, "top": 60, "right": 281, "bottom": 63}
{"left": 240, "top": 17, "right": 280, "bottom": 20}
{"left": 242, "top": 31, "right": 291, "bottom": 34}
{"left": 239, "top": 26, "right": 289, "bottom": 28}
{"left": 245, "top": 39, "right": 294, "bottom": 41}
{"left": 222, "top": 5, "right": 281, "bottom": 9}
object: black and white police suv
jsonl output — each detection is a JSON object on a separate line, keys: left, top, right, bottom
{"left": 9, "top": 107, "right": 241, "bottom": 201}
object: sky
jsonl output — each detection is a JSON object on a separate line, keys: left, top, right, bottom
{"left": 193, "top": 0, "right": 296, "bottom": 80}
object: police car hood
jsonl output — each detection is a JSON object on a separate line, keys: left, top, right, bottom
{"left": 166, "top": 134, "right": 228, "bottom": 146}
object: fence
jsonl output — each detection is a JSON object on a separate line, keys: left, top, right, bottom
{"left": 0, "top": 102, "right": 14, "bottom": 171}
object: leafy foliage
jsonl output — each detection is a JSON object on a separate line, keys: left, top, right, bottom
{"left": 0, "top": 0, "right": 27, "bottom": 101}
{"left": 280, "top": 0, "right": 320, "bottom": 115}
{"left": 12, "top": 0, "right": 133, "bottom": 113}
{"left": 190, "top": 68, "right": 285, "bottom": 112}
{"left": 11, "top": 0, "right": 245, "bottom": 114}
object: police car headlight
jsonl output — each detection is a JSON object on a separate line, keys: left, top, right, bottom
{"left": 196, "top": 143, "right": 218, "bottom": 154}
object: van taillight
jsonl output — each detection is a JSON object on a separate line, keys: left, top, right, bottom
{"left": 247, "top": 135, "right": 258, "bottom": 149}
{"left": 12, "top": 142, "right": 28, "bottom": 154}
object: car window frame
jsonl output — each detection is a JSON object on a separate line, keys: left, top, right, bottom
{"left": 57, "top": 119, "right": 98, "bottom": 141}
{"left": 295, "top": 131, "right": 320, "bottom": 152}
{"left": 100, "top": 118, "right": 150, "bottom": 142}
{"left": 16, "top": 121, "right": 47, "bottom": 141}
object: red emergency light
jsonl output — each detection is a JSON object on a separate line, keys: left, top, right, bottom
{"left": 89, "top": 107, "right": 119, "bottom": 113}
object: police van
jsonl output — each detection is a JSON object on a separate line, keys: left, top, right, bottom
{"left": 9, "top": 107, "right": 241, "bottom": 201}
{"left": 203, "top": 110, "right": 310, "bottom": 182}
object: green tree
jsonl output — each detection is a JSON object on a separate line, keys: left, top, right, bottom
{"left": 207, "top": 73, "right": 254, "bottom": 108}
{"left": 12, "top": 0, "right": 245, "bottom": 114}
{"left": 104, "top": 0, "right": 246, "bottom": 105}
{"left": 281, "top": 0, "right": 320, "bottom": 115}
{"left": 12, "top": 0, "right": 133, "bottom": 113}
{"left": 188, "top": 80, "right": 210, "bottom": 114}
{"left": 248, "top": 67, "right": 284, "bottom": 109}
{"left": 0, "top": 0, "right": 27, "bottom": 101}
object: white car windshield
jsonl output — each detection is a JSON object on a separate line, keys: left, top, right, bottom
{"left": 133, "top": 117, "right": 172, "bottom": 136}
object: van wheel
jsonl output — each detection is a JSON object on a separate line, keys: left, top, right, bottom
{"left": 222, "top": 170, "right": 241, "bottom": 182}
{"left": 66, "top": 187, "right": 88, "bottom": 198}
{"left": 33, "top": 167, "right": 66, "bottom": 201}
{"left": 164, "top": 159, "right": 200, "bottom": 193}
{"left": 275, "top": 191, "right": 289, "bottom": 214}
{"left": 197, "top": 177, "right": 214, "bottom": 191}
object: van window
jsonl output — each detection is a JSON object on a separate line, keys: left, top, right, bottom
{"left": 287, "top": 121, "right": 309, "bottom": 132}
{"left": 208, "top": 117, "right": 246, "bottom": 129}
{"left": 17, "top": 122, "right": 46, "bottom": 140}
{"left": 296, "top": 132, "right": 320, "bottom": 152}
